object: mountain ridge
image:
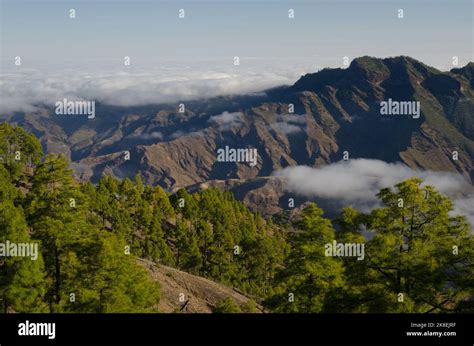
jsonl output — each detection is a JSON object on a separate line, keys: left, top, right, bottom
{"left": 1, "top": 56, "right": 473, "bottom": 193}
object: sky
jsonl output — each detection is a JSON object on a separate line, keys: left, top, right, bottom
{"left": 0, "top": 0, "right": 472, "bottom": 111}
{"left": 1, "top": 0, "right": 472, "bottom": 67}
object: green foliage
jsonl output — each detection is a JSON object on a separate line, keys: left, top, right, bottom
{"left": 0, "top": 123, "right": 161, "bottom": 313}
{"left": 213, "top": 297, "right": 242, "bottom": 313}
{"left": 242, "top": 299, "right": 259, "bottom": 313}
{"left": 0, "top": 200, "right": 48, "bottom": 312}
{"left": 268, "top": 180, "right": 474, "bottom": 313}
{"left": 84, "top": 234, "right": 160, "bottom": 313}
{"left": 266, "top": 203, "right": 345, "bottom": 312}
{"left": 0, "top": 123, "right": 43, "bottom": 182}
{"left": 1, "top": 122, "right": 472, "bottom": 314}
{"left": 343, "top": 178, "right": 474, "bottom": 312}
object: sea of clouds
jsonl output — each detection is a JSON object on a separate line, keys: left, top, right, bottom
{"left": 0, "top": 59, "right": 319, "bottom": 114}
{"left": 274, "top": 159, "right": 474, "bottom": 226}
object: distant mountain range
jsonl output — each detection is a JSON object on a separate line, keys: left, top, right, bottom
{"left": 2, "top": 56, "right": 473, "bottom": 209}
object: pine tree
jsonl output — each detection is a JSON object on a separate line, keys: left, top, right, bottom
{"left": 0, "top": 200, "right": 48, "bottom": 312}
{"left": 267, "top": 203, "right": 345, "bottom": 312}
{"left": 353, "top": 178, "right": 474, "bottom": 312}
{"left": 25, "top": 154, "right": 93, "bottom": 311}
{"left": 0, "top": 123, "right": 43, "bottom": 183}
{"left": 151, "top": 185, "right": 175, "bottom": 219}
{"left": 207, "top": 221, "right": 236, "bottom": 284}
{"left": 83, "top": 233, "right": 160, "bottom": 313}
{"left": 196, "top": 219, "right": 213, "bottom": 274}
{"left": 180, "top": 231, "right": 202, "bottom": 274}
{"left": 147, "top": 208, "right": 174, "bottom": 265}
{"left": 171, "top": 189, "right": 198, "bottom": 221}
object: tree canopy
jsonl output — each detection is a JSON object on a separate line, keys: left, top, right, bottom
{"left": 0, "top": 123, "right": 472, "bottom": 313}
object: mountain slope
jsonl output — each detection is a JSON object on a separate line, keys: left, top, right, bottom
{"left": 139, "top": 259, "right": 262, "bottom": 313}
{"left": 2, "top": 56, "right": 473, "bottom": 189}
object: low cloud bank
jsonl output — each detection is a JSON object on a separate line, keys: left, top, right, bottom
{"left": 0, "top": 61, "right": 314, "bottom": 114}
{"left": 274, "top": 159, "right": 474, "bottom": 226}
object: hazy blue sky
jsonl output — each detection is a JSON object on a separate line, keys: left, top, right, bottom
{"left": 1, "top": 0, "right": 472, "bottom": 69}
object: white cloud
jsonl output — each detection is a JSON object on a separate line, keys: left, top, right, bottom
{"left": 208, "top": 111, "right": 244, "bottom": 131}
{"left": 168, "top": 129, "right": 206, "bottom": 140}
{"left": 131, "top": 131, "right": 164, "bottom": 140}
{"left": 168, "top": 130, "right": 186, "bottom": 140}
{"left": 0, "top": 60, "right": 315, "bottom": 114}
{"left": 277, "top": 114, "right": 307, "bottom": 124}
{"left": 274, "top": 159, "right": 474, "bottom": 226}
{"left": 269, "top": 113, "right": 307, "bottom": 134}
{"left": 270, "top": 122, "right": 303, "bottom": 134}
